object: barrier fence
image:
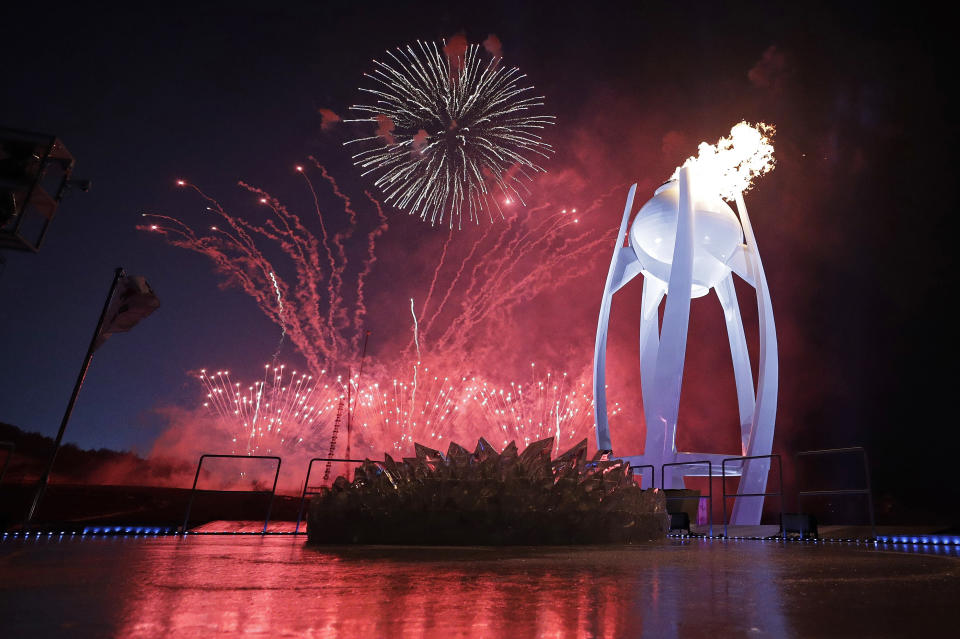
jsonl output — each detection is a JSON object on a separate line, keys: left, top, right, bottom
{"left": 182, "top": 454, "right": 281, "bottom": 535}
{"left": 629, "top": 464, "right": 656, "bottom": 489}
{"left": 162, "top": 447, "right": 873, "bottom": 538}
{"left": 295, "top": 457, "right": 366, "bottom": 534}
{"left": 662, "top": 460, "right": 714, "bottom": 536}
{"left": 796, "top": 447, "right": 875, "bottom": 539}
{"left": 721, "top": 454, "right": 784, "bottom": 538}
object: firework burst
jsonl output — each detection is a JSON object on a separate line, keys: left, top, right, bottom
{"left": 200, "top": 365, "right": 346, "bottom": 456}
{"left": 346, "top": 40, "right": 555, "bottom": 228}
{"left": 198, "top": 361, "right": 605, "bottom": 461}
{"left": 463, "top": 365, "right": 619, "bottom": 455}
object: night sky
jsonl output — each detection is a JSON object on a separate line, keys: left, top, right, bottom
{"left": 1, "top": 2, "right": 955, "bottom": 512}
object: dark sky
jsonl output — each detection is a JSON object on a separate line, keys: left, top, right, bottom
{"left": 1, "top": 1, "right": 955, "bottom": 507}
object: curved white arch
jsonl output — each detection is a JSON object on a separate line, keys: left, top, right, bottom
{"left": 592, "top": 171, "right": 778, "bottom": 525}
{"left": 593, "top": 183, "right": 639, "bottom": 452}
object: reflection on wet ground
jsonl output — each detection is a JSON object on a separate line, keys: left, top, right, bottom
{"left": 1, "top": 536, "right": 958, "bottom": 637}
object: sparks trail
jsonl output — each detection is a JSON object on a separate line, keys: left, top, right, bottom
{"left": 235, "top": 184, "right": 332, "bottom": 371}
{"left": 315, "top": 160, "right": 361, "bottom": 334}
{"left": 352, "top": 191, "right": 390, "bottom": 351}
{"left": 421, "top": 222, "right": 495, "bottom": 338}
{"left": 269, "top": 271, "right": 286, "bottom": 361}
{"left": 144, "top": 165, "right": 623, "bottom": 459}
{"left": 140, "top": 164, "right": 387, "bottom": 373}
{"left": 421, "top": 226, "right": 454, "bottom": 320}
{"left": 430, "top": 204, "right": 611, "bottom": 357}
{"left": 447, "top": 182, "right": 628, "bottom": 346}
{"left": 146, "top": 172, "right": 615, "bottom": 373}
{"left": 296, "top": 163, "right": 349, "bottom": 345}
{"left": 401, "top": 225, "right": 454, "bottom": 358}
{"left": 403, "top": 192, "right": 620, "bottom": 360}
{"left": 346, "top": 39, "right": 556, "bottom": 228}
{"left": 142, "top": 193, "right": 284, "bottom": 350}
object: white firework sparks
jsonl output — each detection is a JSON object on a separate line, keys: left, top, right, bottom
{"left": 200, "top": 365, "right": 344, "bottom": 455}
{"left": 345, "top": 39, "right": 555, "bottom": 228}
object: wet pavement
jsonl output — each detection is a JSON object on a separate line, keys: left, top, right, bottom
{"left": 1, "top": 536, "right": 958, "bottom": 638}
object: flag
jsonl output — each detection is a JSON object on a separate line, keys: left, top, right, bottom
{"left": 93, "top": 275, "right": 160, "bottom": 351}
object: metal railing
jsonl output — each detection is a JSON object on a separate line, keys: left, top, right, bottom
{"left": 181, "top": 454, "right": 282, "bottom": 535}
{"left": 629, "top": 464, "right": 656, "bottom": 489}
{"left": 721, "top": 454, "right": 783, "bottom": 538}
{"left": 662, "top": 460, "right": 713, "bottom": 536}
{"left": 295, "top": 457, "right": 365, "bottom": 533}
{"left": 796, "top": 447, "right": 875, "bottom": 539}
{"left": 0, "top": 441, "right": 14, "bottom": 483}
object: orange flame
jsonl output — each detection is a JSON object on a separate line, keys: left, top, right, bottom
{"left": 671, "top": 121, "right": 775, "bottom": 201}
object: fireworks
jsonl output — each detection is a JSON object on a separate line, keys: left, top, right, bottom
{"left": 350, "top": 365, "right": 469, "bottom": 454}
{"left": 143, "top": 163, "right": 621, "bottom": 460}
{"left": 199, "top": 362, "right": 606, "bottom": 459}
{"left": 346, "top": 40, "right": 555, "bottom": 228}
{"left": 200, "top": 365, "right": 345, "bottom": 455}
{"left": 350, "top": 364, "right": 611, "bottom": 457}
{"left": 141, "top": 162, "right": 612, "bottom": 376}
{"left": 462, "top": 366, "right": 618, "bottom": 455}
{"left": 141, "top": 160, "right": 389, "bottom": 375}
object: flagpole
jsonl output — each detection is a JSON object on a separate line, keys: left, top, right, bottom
{"left": 25, "top": 267, "right": 125, "bottom": 523}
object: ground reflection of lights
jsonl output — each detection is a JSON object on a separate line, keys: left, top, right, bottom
{"left": 3, "top": 536, "right": 958, "bottom": 637}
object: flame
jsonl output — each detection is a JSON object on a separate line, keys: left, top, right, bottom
{"left": 671, "top": 121, "right": 775, "bottom": 201}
